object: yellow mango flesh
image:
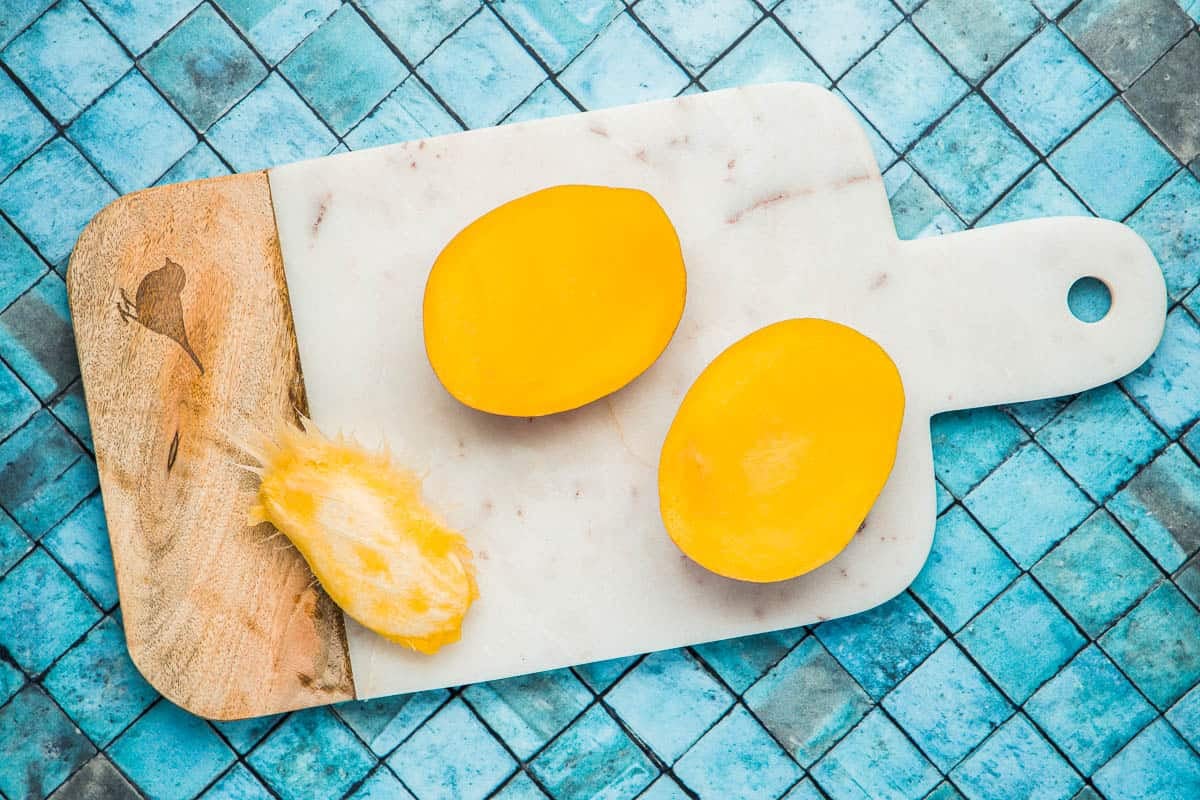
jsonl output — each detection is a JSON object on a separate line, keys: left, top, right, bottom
{"left": 423, "top": 184, "right": 686, "bottom": 416}
{"left": 249, "top": 421, "right": 477, "bottom": 654}
{"left": 658, "top": 319, "right": 904, "bottom": 583}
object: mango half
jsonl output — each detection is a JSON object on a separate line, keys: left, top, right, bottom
{"left": 423, "top": 185, "right": 687, "bottom": 416}
{"left": 658, "top": 319, "right": 905, "bottom": 583}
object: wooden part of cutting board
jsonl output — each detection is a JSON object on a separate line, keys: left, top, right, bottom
{"left": 67, "top": 172, "right": 354, "bottom": 720}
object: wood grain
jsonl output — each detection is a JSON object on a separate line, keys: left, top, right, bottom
{"left": 67, "top": 172, "right": 355, "bottom": 720}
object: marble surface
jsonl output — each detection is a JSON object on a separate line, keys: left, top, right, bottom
{"left": 269, "top": 83, "right": 1165, "bottom": 699}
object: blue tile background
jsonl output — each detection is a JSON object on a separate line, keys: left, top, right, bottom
{"left": 0, "top": 1, "right": 1198, "bottom": 798}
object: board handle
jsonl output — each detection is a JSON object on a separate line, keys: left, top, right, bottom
{"left": 900, "top": 217, "right": 1166, "bottom": 413}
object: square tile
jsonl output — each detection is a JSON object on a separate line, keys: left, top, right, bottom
{"left": 703, "top": 17, "right": 828, "bottom": 90}
{"left": 1036, "top": 384, "right": 1167, "bottom": 502}
{"left": 744, "top": 636, "right": 873, "bottom": 767}
{"left": 782, "top": 779, "right": 827, "bottom": 800}
{"left": 959, "top": 575, "right": 1085, "bottom": 702}
{"left": 840, "top": 23, "right": 967, "bottom": 150}
{"left": 346, "top": 74, "right": 461, "bottom": 148}
{"left": 43, "top": 615, "right": 157, "bottom": 746}
{"left": 0, "top": 271, "right": 77, "bottom": 401}
{"left": 1093, "top": 718, "right": 1200, "bottom": 800}
{"left": 389, "top": 699, "right": 516, "bottom": 800}
{"left": 420, "top": 9, "right": 544, "bottom": 128}
{"left": 605, "top": 650, "right": 731, "bottom": 764}
{"left": 109, "top": 700, "right": 234, "bottom": 800}
{"left": 87, "top": 0, "right": 196, "bottom": 55}
{"left": 1033, "top": 510, "right": 1161, "bottom": 636}
{"left": 951, "top": 714, "right": 1082, "bottom": 800}
{"left": 1004, "top": 394, "right": 1072, "bottom": 433}
{"left": 1168, "top": 682, "right": 1200, "bottom": 751}
{"left": 0, "top": 410, "right": 97, "bottom": 537}
{"left": 912, "top": 505, "right": 1020, "bottom": 631}
{"left": 884, "top": 641, "right": 1011, "bottom": 771}
{"left": 931, "top": 406, "right": 1029, "bottom": 498}
{"left": 883, "top": 161, "right": 964, "bottom": 239}
{"left": 774, "top": 0, "right": 900, "bottom": 80}
{"left": 815, "top": 592, "right": 945, "bottom": 700}
{"left": 639, "top": 775, "right": 687, "bottom": 800}
{"left": 490, "top": 771, "right": 547, "bottom": 800}
{"left": 359, "top": 0, "right": 479, "bottom": 65}
{"left": 41, "top": 494, "right": 117, "bottom": 610}
{"left": 1127, "top": 33, "right": 1200, "bottom": 164}
{"left": 926, "top": 784, "right": 966, "bottom": 800}
{"left": 0, "top": 507, "right": 32, "bottom": 574}
{"left": 1061, "top": 0, "right": 1191, "bottom": 89}
{"left": 210, "top": 714, "right": 281, "bottom": 754}
{"left": 0, "top": 67, "right": 52, "bottom": 179}
{"left": 248, "top": 707, "right": 376, "bottom": 800}
{"left": 1108, "top": 443, "right": 1200, "bottom": 572}
{"left": 811, "top": 708, "right": 940, "bottom": 800}
{"left": 573, "top": 655, "right": 637, "bottom": 692}
{"left": 335, "top": 689, "right": 448, "bottom": 756}
{"left": 977, "top": 164, "right": 1090, "bottom": 226}
{"left": 279, "top": 4, "right": 406, "bottom": 135}
{"left": 839, "top": 91, "right": 897, "bottom": 171}
{"left": 0, "top": 356, "right": 37, "bottom": 442}
{"left": 674, "top": 706, "right": 802, "bottom": 800}
{"left": 1100, "top": 581, "right": 1200, "bottom": 709}
{"left": 983, "top": 26, "right": 1114, "bottom": 154}
{"left": 913, "top": 0, "right": 1041, "bottom": 83}
{"left": 1122, "top": 308, "right": 1200, "bottom": 437}
{"left": 206, "top": 72, "right": 336, "bottom": 171}
{"left": 1181, "top": 0, "right": 1200, "bottom": 21}
{"left": 0, "top": 545, "right": 100, "bottom": 674}
{"left": 494, "top": 0, "right": 621, "bottom": 72}
{"left": 504, "top": 80, "right": 578, "bottom": 124}
{"left": 49, "top": 380, "right": 91, "bottom": 452}
{"left": 0, "top": 137, "right": 117, "bottom": 265}
{"left": 559, "top": 11, "right": 689, "bottom": 110}
{"left": 1178, "top": 554, "right": 1200, "bottom": 609}
{"left": 909, "top": 93, "right": 1036, "bottom": 220}
{"left": 0, "top": 0, "right": 53, "bottom": 49}
{"left": 464, "top": 668, "right": 591, "bottom": 761}
{"left": 201, "top": 763, "right": 274, "bottom": 800}
{"left": 0, "top": 213, "right": 45, "bottom": 313}
{"left": 529, "top": 704, "right": 655, "bottom": 800}
{"left": 963, "top": 442, "right": 1094, "bottom": 568}
{"left": 0, "top": 685, "right": 96, "bottom": 800}
{"left": 694, "top": 627, "right": 804, "bottom": 694}
{"left": 157, "top": 142, "right": 230, "bottom": 186}
{"left": 49, "top": 755, "right": 140, "bottom": 800}
{"left": 0, "top": 0, "right": 131, "bottom": 124}
{"left": 216, "top": 0, "right": 338, "bottom": 64}
{"left": 636, "top": 0, "right": 759, "bottom": 74}
{"left": 1026, "top": 645, "right": 1156, "bottom": 774}
{"left": 0, "top": 652, "right": 23, "bottom": 707}
{"left": 1128, "top": 170, "right": 1200, "bottom": 302}
{"left": 1049, "top": 100, "right": 1179, "bottom": 219}
{"left": 141, "top": 3, "right": 267, "bottom": 132}
{"left": 69, "top": 70, "right": 196, "bottom": 192}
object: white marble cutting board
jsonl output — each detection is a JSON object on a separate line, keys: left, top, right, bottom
{"left": 266, "top": 83, "right": 1166, "bottom": 700}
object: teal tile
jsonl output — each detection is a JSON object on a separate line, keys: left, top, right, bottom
{"left": 200, "top": 764, "right": 274, "bottom": 800}
{"left": 530, "top": 704, "right": 656, "bottom": 800}
{"left": 574, "top": 655, "right": 636, "bottom": 692}
{"left": 783, "top": 778, "right": 827, "bottom": 800}
{"left": 837, "top": 91, "right": 897, "bottom": 171}
{"left": 216, "top": 0, "right": 338, "bottom": 64}
{"left": 87, "top": 0, "right": 196, "bottom": 55}
{"left": 811, "top": 708, "right": 940, "bottom": 800}
{"left": 503, "top": 80, "right": 577, "bottom": 124}
{"left": 345, "top": 75, "right": 461, "bottom": 149}
{"left": 1093, "top": 718, "right": 1200, "bottom": 800}
{"left": 1108, "top": 444, "right": 1200, "bottom": 572}
{"left": 1128, "top": 170, "right": 1200, "bottom": 302}
{"left": 908, "top": 93, "right": 1036, "bottom": 220}
{"left": 0, "top": 271, "right": 75, "bottom": 401}
{"left": 280, "top": 4, "right": 406, "bottom": 135}
{"left": 465, "top": 669, "right": 592, "bottom": 761}
{"left": 959, "top": 575, "right": 1085, "bottom": 703}
{"left": 0, "top": 213, "right": 45, "bottom": 313}
{"left": 0, "top": 546, "right": 99, "bottom": 673}
{"left": 41, "top": 493, "right": 116, "bottom": 609}
{"left": 1004, "top": 394, "right": 1072, "bottom": 433}
{"left": 636, "top": 0, "right": 759, "bottom": 74}
{"left": 744, "top": 637, "right": 872, "bottom": 767}
{"left": 109, "top": 701, "right": 235, "bottom": 800}
{"left": 494, "top": 0, "right": 621, "bottom": 72}
{"left": 931, "top": 406, "right": 1029, "bottom": 498}
{"left": 335, "top": 689, "right": 448, "bottom": 756}
{"left": 1026, "top": 646, "right": 1156, "bottom": 774}
{"left": 43, "top": 616, "right": 157, "bottom": 746}
{"left": 840, "top": 23, "right": 967, "bottom": 149}
{"left": 359, "top": 0, "right": 479, "bottom": 64}
{"left": 389, "top": 699, "right": 516, "bottom": 800}
{"left": 0, "top": 0, "right": 53, "bottom": 49}
{"left": 675, "top": 706, "right": 802, "bottom": 800}
{"left": 559, "top": 12, "right": 689, "bottom": 109}
{"left": 983, "top": 26, "right": 1114, "bottom": 153}
{"left": 951, "top": 714, "right": 1082, "bottom": 800}
{"left": 913, "top": 0, "right": 1041, "bottom": 83}
{"left": 774, "top": 0, "right": 900, "bottom": 79}
{"left": 0, "top": 0, "right": 130, "bottom": 123}
{"left": 1122, "top": 309, "right": 1200, "bottom": 438}
{"left": 703, "top": 18, "right": 828, "bottom": 90}
{"left": 883, "top": 161, "right": 964, "bottom": 239}
{"left": 49, "top": 379, "right": 91, "bottom": 452}
{"left": 1033, "top": 510, "right": 1161, "bottom": 636}
{"left": 1100, "top": 582, "right": 1200, "bottom": 709}
{"left": 977, "top": 164, "right": 1089, "bottom": 226}
{"left": 1060, "top": 0, "right": 1191, "bottom": 89}
{"left": 0, "top": 356, "right": 38, "bottom": 441}
{"left": 157, "top": 142, "right": 230, "bottom": 186}
{"left": 1167, "top": 682, "right": 1200, "bottom": 751}
{"left": 491, "top": 771, "right": 548, "bottom": 800}
{"left": 639, "top": 775, "right": 687, "bottom": 800}
{"left": 0, "top": 685, "right": 95, "bottom": 799}
{"left": 142, "top": 3, "right": 267, "bottom": 131}
{"left": 0, "top": 410, "right": 97, "bottom": 537}
{"left": 249, "top": 707, "right": 376, "bottom": 800}
{"left": 0, "top": 507, "right": 32, "bottom": 575}
{"left": 207, "top": 72, "right": 336, "bottom": 171}
{"left": 693, "top": 627, "right": 805, "bottom": 694}
{"left": 0, "top": 66, "right": 52, "bottom": 179}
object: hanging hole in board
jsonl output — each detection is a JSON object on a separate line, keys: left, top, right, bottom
{"left": 1068, "top": 277, "right": 1111, "bottom": 323}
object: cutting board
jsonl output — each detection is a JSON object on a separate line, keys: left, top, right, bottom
{"left": 68, "top": 83, "right": 1167, "bottom": 720}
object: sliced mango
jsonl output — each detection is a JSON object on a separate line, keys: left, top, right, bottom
{"left": 658, "top": 319, "right": 904, "bottom": 583}
{"left": 248, "top": 421, "right": 477, "bottom": 654}
{"left": 423, "top": 184, "right": 687, "bottom": 416}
